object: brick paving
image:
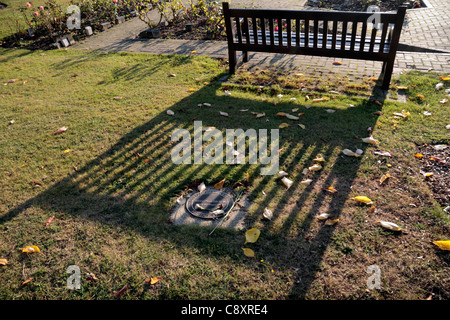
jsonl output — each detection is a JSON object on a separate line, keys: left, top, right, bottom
{"left": 70, "top": 0, "right": 450, "bottom": 79}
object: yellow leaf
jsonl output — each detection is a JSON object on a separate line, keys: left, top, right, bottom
{"left": 279, "top": 123, "right": 290, "bottom": 128}
{"left": 245, "top": 228, "right": 260, "bottom": 244}
{"left": 414, "top": 153, "right": 424, "bottom": 158}
{"left": 362, "top": 136, "right": 379, "bottom": 145}
{"left": 146, "top": 276, "right": 163, "bottom": 285}
{"left": 242, "top": 248, "right": 255, "bottom": 258}
{"left": 276, "top": 112, "right": 287, "bottom": 116}
{"left": 22, "top": 245, "right": 40, "bottom": 253}
{"left": 396, "top": 86, "right": 408, "bottom": 90}
{"left": 433, "top": 240, "right": 450, "bottom": 251}
{"left": 352, "top": 196, "right": 373, "bottom": 205}
{"left": 417, "top": 94, "right": 424, "bottom": 98}
{"left": 0, "top": 258, "right": 8, "bottom": 266}
{"left": 63, "top": 149, "right": 73, "bottom": 153}
{"left": 308, "top": 164, "right": 322, "bottom": 171}
{"left": 214, "top": 178, "right": 225, "bottom": 189}
{"left": 325, "top": 218, "right": 339, "bottom": 226}
{"left": 187, "top": 88, "right": 198, "bottom": 92}
{"left": 440, "top": 76, "right": 450, "bottom": 81}
{"left": 379, "top": 173, "right": 391, "bottom": 185}
{"left": 21, "top": 277, "right": 33, "bottom": 287}
{"left": 313, "top": 156, "right": 325, "bottom": 162}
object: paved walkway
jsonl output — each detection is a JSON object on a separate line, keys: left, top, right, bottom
{"left": 70, "top": 0, "right": 450, "bottom": 79}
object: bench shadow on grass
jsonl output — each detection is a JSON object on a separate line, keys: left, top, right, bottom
{"left": 0, "top": 80, "right": 386, "bottom": 299}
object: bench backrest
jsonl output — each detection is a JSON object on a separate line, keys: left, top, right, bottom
{"left": 223, "top": 2, "right": 406, "bottom": 62}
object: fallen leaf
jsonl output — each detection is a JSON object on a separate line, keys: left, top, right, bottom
{"left": 45, "top": 216, "right": 55, "bottom": 227}
{"left": 316, "top": 213, "right": 330, "bottom": 220}
{"left": 313, "top": 156, "right": 325, "bottom": 162}
{"left": 281, "top": 177, "right": 293, "bottom": 189}
{"left": 362, "top": 136, "right": 379, "bottom": 145}
{"left": 146, "top": 276, "right": 163, "bottom": 285}
{"left": 242, "top": 248, "right": 255, "bottom": 258}
{"left": 377, "top": 220, "right": 402, "bottom": 232}
{"left": 263, "top": 208, "right": 273, "bottom": 220}
{"left": 220, "top": 111, "right": 229, "bottom": 117}
{"left": 373, "top": 150, "right": 392, "bottom": 157}
{"left": 368, "top": 206, "right": 376, "bottom": 213}
{"left": 440, "top": 75, "right": 450, "bottom": 81}
{"left": 298, "top": 124, "right": 306, "bottom": 129}
{"left": 308, "top": 164, "right": 322, "bottom": 171}
{"left": 379, "top": 173, "right": 391, "bottom": 185}
{"left": 285, "top": 114, "right": 299, "bottom": 120}
{"left": 21, "top": 277, "right": 34, "bottom": 287}
{"left": 325, "top": 218, "right": 339, "bottom": 226}
{"left": 168, "top": 73, "right": 176, "bottom": 77}
{"left": 245, "top": 228, "right": 260, "bottom": 244}
{"left": 214, "top": 178, "right": 225, "bottom": 189}
{"left": 277, "top": 171, "right": 289, "bottom": 178}
{"left": 111, "top": 284, "right": 128, "bottom": 298}
{"left": 323, "top": 187, "right": 338, "bottom": 194}
{"left": 414, "top": 153, "right": 424, "bottom": 158}
{"left": 333, "top": 61, "right": 342, "bottom": 65}
{"left": 279, "top": 123, "right": 290, "bottom": 128}
{"left": 63, "top": 149, "right": 73, "bottom": 153}
{"left": 396, "top": 86, "right": 408, "bottom": 90}
{"left": 325, "top": 109, "right": 336, "bottom": 113}
{"left": 352, "top": 196, "right": 373, "bottom": 205}
{"left": 86, "top": 273, "right": 98, "bottom": 283}
{"left": 53, "top": 126, "right": 68, "bottom": 134}
{"left": 167, "top": 110, "right": 175, "bottom": 116}
{"left": 0, "top": 258, "right": 8, "bottom": 266}
{"left": 198, "top": 182, "right": 206, "bottom": 193}
{"left": 187, "top": 88, "right": 198, "bottom": 92}
{"left": 22, "top": 245, "right": 41, "bottom": 253}
{"left": 417, "top": 94, "right": 424, "bottom": 99}
{"left": 342, "top": 149, "right": 361, "bottom": 157}
{"left": 113, "top": 96, "right": 123, "bottom": 100}
{"left": 433, "top": 240, "right": 450, "bottom": 251}
{"left": 300, "top": 179, "right": 313, "bottom": 186}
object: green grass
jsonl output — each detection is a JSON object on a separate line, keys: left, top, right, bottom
{"left": 0, "top": 48, "right": 449, "bottom": 300}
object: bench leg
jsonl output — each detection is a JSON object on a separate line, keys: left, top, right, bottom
{"left": 381, "top": 60, "right": 394, "bottom": 90}
{"left": 243, "top": 51, "right": 248, "bottom": 63}
{"left": 228, "top": 49, "right": 236, "bottom": 75}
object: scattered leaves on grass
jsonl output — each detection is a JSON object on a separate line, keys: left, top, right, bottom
{"left": 342, "top": 149, "right": 361, "bottom": 157}
{"left": 316, "top": 213, "right": 330, "bottom": 220}
{"left": 352, "top": 196, "right": 373, "bottom": 205}
{"left": 308, "top": 164, "right": 322, "bottom": 171}
{"left": 53, "top": 126, "right": 68, "bottom": 134}
{"left": 433, "top": 240, "right": 450, "bottom": 251}
{"left": 145, "top": 276, "right": 163, "bottom": 285}
{"left": 263, "top": 208, "right": 273, "bottom": 220}
{"left": 242, "top": 248, "right": 255, "bottom": 258}
{"left": 214, "top": 178, "right": 225, "bottom": 189}
{"left": 245, "top": 228, "right": 260, "bottom": 244}
{"left": 21, "top": 277, "right": 33, "bottom": 287}
{"left": 281, "top": 177, "right": 293, "bottom": 189}
{"left": 325, "top": 218, "right": 339, "bottom": 226}
{"left": 362, "top": 136, "right": 379, "bottom": 145}
{"left": 300, "top": 179, "right": 313, "bottom": 186}
{"left": 379, "top": 173, "right": 391, "bottom": 185}
{"left": 45, "top": 216, "right": 54, "bottom": 227}
{"left": 323, "top": 187, "right": 338, "bottom": 194}
{"left": 377, "top": 220, "right": 402, "bottom": 232}
{"left": 22, "top": 245, "right": 41, "bottom": 253}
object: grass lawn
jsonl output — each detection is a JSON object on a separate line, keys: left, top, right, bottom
{"left": 0, "top": 48, "right": 449, "bottom": 300}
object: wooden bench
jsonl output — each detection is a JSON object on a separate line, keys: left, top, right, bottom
{"left": 223, "top": 2, "right": 407, "bottom": 90}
